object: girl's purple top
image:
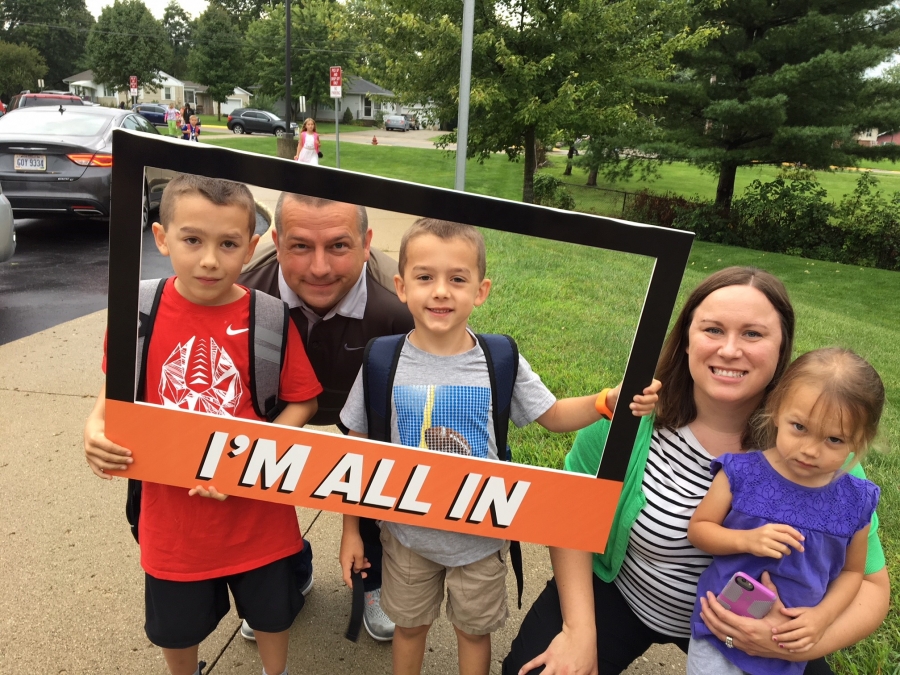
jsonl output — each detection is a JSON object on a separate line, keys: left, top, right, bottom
{"left": 691, "top": 451, "right": 878, "bottom": 675}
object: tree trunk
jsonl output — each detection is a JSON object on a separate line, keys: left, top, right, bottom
{"left": 217, "top": 101, "right": 221, "bottom": 121}
{"left": 587, "top": 167, "right": 598, "bottom": 186}
{"left": 563, "top": 144, "right": 574, "bottom": 176}
{"left": 522, "top": 126, "right": 536, "bottom": 203}
{"left": 715, "top": 161, "right": 738, "bottom": 212}
{"left": 277, "top": 135, "right": 299, "bottom": 159}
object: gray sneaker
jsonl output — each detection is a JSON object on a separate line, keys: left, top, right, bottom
{"left": 363, "top": 587, "right": 395, "bottom": 642}
{"left": 240, "top": 572, "right": 314, "bottom": 642}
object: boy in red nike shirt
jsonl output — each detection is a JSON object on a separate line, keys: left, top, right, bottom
{"left": 86, "top": 174, "right": 322, "bottom": 675}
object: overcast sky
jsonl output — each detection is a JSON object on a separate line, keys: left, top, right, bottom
{"left": 86, "top": 0, "right": 210, "bottom": 20}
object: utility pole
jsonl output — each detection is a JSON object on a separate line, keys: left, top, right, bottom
{"left": 285, "top": 0, "right": 291, "bottom": 125}
{"left": 454, "top": 0, "right": 474, "bottom": 191}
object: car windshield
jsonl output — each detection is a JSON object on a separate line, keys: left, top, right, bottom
{"left": 0, "top": 112, "right": 111, "bottom": 136}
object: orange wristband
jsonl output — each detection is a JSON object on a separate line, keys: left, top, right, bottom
{"left": 595, "top": 388, "right": 613, "bottom": 419}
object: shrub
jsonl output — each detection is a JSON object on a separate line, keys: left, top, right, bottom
{"left": 730, "top": 178, "right": 836, "bottom": 255}
{"left": 533, "top": 173, "right": 575, "bottom": 210}
{"left": 831, "top": 173, "right": 900, "bottom": 270}
{"left": 639, "top": 174, "right": 900, "bottom": 271}
{"left": 623, "top": 190, "right": 704, "bottom": 229}
{"left": 342, "top": 107, "right": 354, "bottom": 125}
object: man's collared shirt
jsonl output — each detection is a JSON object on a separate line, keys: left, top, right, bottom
{"left": 277, "top": 262, "right": 368, "bottom": 331}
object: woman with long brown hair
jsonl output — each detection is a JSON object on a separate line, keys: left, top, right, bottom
{"left": 503, "top": 267, "right": 888, "bottom": 675}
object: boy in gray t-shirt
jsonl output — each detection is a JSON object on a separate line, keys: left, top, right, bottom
{"left": 339, "top": 218, "right": 659, "bottom": 675}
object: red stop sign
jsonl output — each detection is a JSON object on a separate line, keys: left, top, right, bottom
{"left": 330, "top": 67, "right": 342, "bottom": 87}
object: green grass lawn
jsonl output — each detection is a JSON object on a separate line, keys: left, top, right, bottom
{"left": 201, "top": 135, "right": 523, "bottom": 200}
{"left": 201, "top": 136, "right": 899, "bottom": 673}
{"left": 540, "top": 151, "right": 900, "bottom": 216}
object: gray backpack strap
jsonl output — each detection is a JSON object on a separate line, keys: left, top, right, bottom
{"left": 135, "top": 278, "right": 166, "bottom": 402}
{"left": 249, "top": 289, "right": 290, "bottom": 420}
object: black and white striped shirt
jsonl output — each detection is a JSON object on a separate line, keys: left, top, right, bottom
{"left": 614, "top": 426, "right": 715, "bottom": 638}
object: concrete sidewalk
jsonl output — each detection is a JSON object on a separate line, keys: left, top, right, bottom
{"left": 0, "top": 206, "right": 684, "bottom": 673}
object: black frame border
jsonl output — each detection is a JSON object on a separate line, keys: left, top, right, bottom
{"left": 106, "top": 130, "right": 694, "bottom": 482}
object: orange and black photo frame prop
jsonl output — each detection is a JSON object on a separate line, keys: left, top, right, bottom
{"left": 105, "top": 130, "right": 694, "bottom": 554}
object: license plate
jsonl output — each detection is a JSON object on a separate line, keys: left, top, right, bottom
{"left": 14, "top": 154, "right": 46, "bottom": 172}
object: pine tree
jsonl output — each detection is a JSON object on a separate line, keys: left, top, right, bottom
{"left": 636, "top": 0, "right": 900, "bottom": 209}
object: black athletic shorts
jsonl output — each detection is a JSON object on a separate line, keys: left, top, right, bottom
{"left": 145, "top": 554, "right": 303, "bottom": 649}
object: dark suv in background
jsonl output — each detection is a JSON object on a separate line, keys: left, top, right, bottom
{"left": 9, "top": 91, "right": 84, "bottom": 110}
{"left": 132, "top": 103, "right": 169, "bottom": 126}
{"left": 227, "top": 108, "right": 297, "bottom": 136}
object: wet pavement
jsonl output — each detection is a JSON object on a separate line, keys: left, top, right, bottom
{"left": 0, "top": 219, "right": 171, "bottom": 345}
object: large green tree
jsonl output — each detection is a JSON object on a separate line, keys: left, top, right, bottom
{"left": 245, "top": 0, "right": 353, "bottom": 122}
{"left": 188, "top": 6, "right": 243, "bottom": 119}
{"left": 0, "top": 41, "right": 47, "bottom": 98}
{"left": 0, "top": 0, "right": 94, "bottom": 90}
{"left": 350, "top": 0, "right": 710, "bottom": 202}
{"left": 633, "top": 0, "right": 900, "bottom": 209}
{"left": 85, "top": 0, "right": 170, "bottom": 93}
{"left": 208, "top": 0, "right": 278, "bottom": 31}
{"left": 163, "top": 1, "right": 194, "bottom": 79}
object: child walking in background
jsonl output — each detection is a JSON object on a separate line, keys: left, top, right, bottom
{"left": 339, "top": 218, "right": 661, "bottom": 675}
{"left": 181, "top": 115, "right": 200, "bottom": 142}
{"left": 165, "top": 103, "right": 180, "bottom": 137}
{"left": 294, "top": 117, "right": 320, "bottom": 165}
{"left": 687, "top": 348, "right": 883, "bottom": 675}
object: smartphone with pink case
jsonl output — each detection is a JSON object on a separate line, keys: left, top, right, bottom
{"left": 716, "top": 572, "right": 776, "bottom": 619}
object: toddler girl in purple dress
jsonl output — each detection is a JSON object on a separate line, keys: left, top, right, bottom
{"left": 686, "top": 348, "right": 883, "bottom": 675}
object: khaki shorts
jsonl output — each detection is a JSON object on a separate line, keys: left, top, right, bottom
{"left": 380, "top": 526, "right": 510, "bottom": 636}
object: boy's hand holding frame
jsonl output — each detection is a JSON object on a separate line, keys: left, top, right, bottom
{"left": 102, "top": 130, "right": 694, "bottom": 554}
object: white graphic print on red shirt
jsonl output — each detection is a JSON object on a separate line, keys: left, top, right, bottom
{"left": 159, "top": 336, "right": 243, "bottom": 416}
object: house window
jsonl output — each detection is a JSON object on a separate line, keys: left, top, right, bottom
{"left": 364, "top": 97, "right": 372, "bottom": 117}
{"left": 185, "top": 90, "right": 195, "bottom": 104}
{"left": 164, "top": 87, "right": 171, "bottom": 100}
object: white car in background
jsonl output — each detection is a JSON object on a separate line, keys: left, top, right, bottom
{"left": 0, "top": 182, "right": 14, "bottom": 262}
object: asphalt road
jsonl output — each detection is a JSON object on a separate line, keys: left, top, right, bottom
{"left": 0, "top": 218, "right": 172, "bottom": 345}
{"left": 0, "top": 202, "right": 275, "bottom": 346}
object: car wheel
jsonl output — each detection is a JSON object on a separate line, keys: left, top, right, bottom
{"left": 274, "top": 127, "right": 286, "bottom": 138}
{"left": 232, "top": 123, "right": 244, "bottom": 134}
{"left": 142, "top": 179, "right": 151, "bottom": 232}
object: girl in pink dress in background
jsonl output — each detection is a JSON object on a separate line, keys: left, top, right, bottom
{"left": 295, "top": 118, "right": 320, "bottom": 165}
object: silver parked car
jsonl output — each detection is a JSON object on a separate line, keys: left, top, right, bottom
{"left": 384, "top": 115, "right": 409, "bottom": 132}
{"left": 0, "top": 181, "right": 13, "bottom": 262}
{"left": 0, "top": 105, "right": 165, "bottom": 221}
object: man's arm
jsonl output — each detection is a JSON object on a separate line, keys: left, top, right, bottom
{"left": 83, "top": 383, "right": 133, "bottom": 478}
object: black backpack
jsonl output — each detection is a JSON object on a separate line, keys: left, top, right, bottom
{"left": 124, "top": 278, "right": 290, "bottom": 543}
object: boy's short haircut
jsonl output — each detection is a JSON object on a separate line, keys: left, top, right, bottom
{"left": 399, "top": 218, "right": 486, "bottom": 280}
{"left": 159, "top": 173, "right": 256, "bottom": 237}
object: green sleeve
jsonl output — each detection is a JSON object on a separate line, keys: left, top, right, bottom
{"left": 848, "top": 463, "right": 885, "bottom": 575}
{"left": 565, "top": 416, "right": 654, "bottom": 582}
{"left": 565, "top": 417, "right": 611, "bottom": 476}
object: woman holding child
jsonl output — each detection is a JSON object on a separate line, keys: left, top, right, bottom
{"left": 503, "top": 267, "right": 889, "bottom": 675}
